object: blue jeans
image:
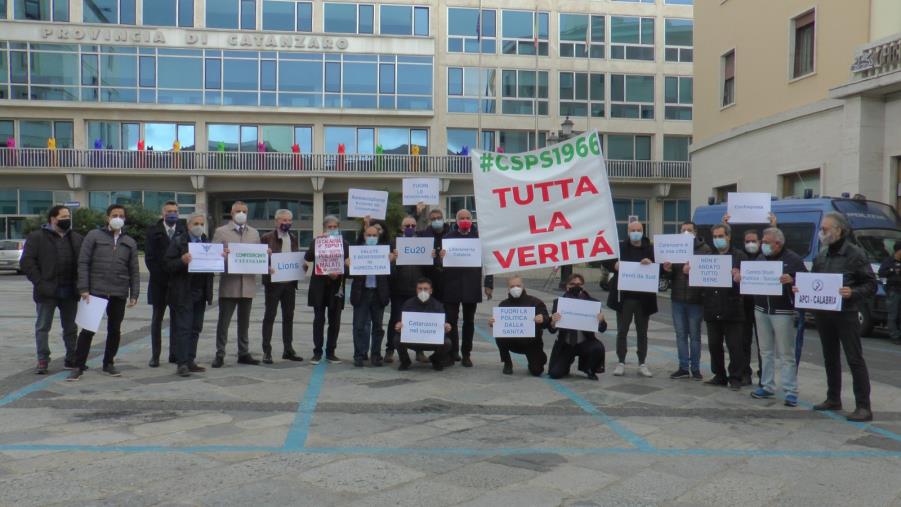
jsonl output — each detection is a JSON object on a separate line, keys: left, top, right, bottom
{"left": 755, "top": 310, "right": 798, "bottom": 395}
{"left": 671, "top": 301, "right": 703, "bottom": 372}
{"left": 34, "top": 296, "right": 78, "bottom": 362}
{"left": 352, "top": 289, "right": 385, "bottom": 360}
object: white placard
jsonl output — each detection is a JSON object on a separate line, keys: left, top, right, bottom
{"left": 401, "top": 311, "right": 446, "bottom": 345}
{"left": 740, "top": 261, "right": 784, "bottom": 296}
{"left": 396, "top": 237, "right": 435, "bottom": 266}
{"left": 226, "top": 243, "right": 269, "bottom": 275}
{"left": 442, "top": 238, "right": 482, "bottom": 268}
{"left": 347, "top": 188, "right": 388, "bottom": 220}
{"left": 653, "top": 234, "right": 694, "bottom": 264}
{"left": 556, "top": 297, "right": 603, "bottom": 333}
{"left": 794, "top": 272, "right": 843, "bottom": 311}
{"left": 188, "top": 242, "right": 225, "bottom": 273}
{"left": 314, "top": 236, "right": 345, "bottom": 275}
{"left": 617, "top": 261, "right": 660, "bottom": 293}
{"left": 492, "top": 306, "right": 536, "bottom": 338}
{"left": 688, "top": 255, "right": 733, "bottom": 288}
{"left": 727, "top": 192, "right": 772, "bottom": 224}
{"left": 271, "top": 252, "right": 305, "bottom": 283}
{"left": 349, "top": 245, "right": 391, "bottom": 275}
{"left": 402, "top": 178, "right": 440, "bottom": 205}
{"left": 75, "top": 295, "right": 108, "bottom": 333}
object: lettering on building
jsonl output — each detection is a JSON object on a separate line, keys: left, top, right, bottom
{"left": 851, "top": 37, "right": 901, "bottom": 76}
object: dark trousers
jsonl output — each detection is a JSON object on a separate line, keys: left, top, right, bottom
{"left": 445, "top": 302, "right": 477, "bottom": 358}
{"left": 34, "top": 296, "right": 78, "bottom": 362}
{"left": 261, "top": 283, "right": 296, "bottom": 355}
{"left": 73, "top": 296, "right": 127, "bottom": 368}
{"left": 174, "top": 296, "right": 206, "bottom": 366}
{"left": 216, "top": 297, "right": 252, "bottom": 359}
{"left": 887, "top": 290, "right": 901, "bottom": 341}
{"left": 385, "top": 294, "right": 409, "bottom": 353}
{"left": 815, "top": 311, "right": 871, "bottom": 408}
{"left": 496, "top": 337, "right": 547, "bottom": 376}
{"left": 352, "top": 289, "right": 385, "bottom": 360}
{"left": 706, "top": 319, "right": 745, "bottom": 383}
{"left": 740, "top": 308, "right": 760, "bottom": 380}
{"left": 616, "top": 298, "right": 649, "bottom": 364}
{"left": 548, "top": 338, "right": 606, "bottom": 379}
{"left": 397, "top": 337, "right": 451, "bottom": 367}
{"left": 312, "top": 303, "right": 342, "bottom": 356}
{"left": 150, "top": 302, "right": 177, "bottom": 361}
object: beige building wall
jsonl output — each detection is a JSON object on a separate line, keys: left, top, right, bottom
{"left": 871, "top": 0, "right": 901, "bottom": 41}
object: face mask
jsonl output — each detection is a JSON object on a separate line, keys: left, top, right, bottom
{"left": 745, "top": 242, "right": 759, "bottom": 254}
{"left": 457, "top": 219, "right": 472, "bottom": 232}
{"left": 509, "top": 287, "right": 523, "bottom": 299}
{"left": 233, "top": 212, "right": 247, "bottom": 225}
{"left": 628, "top": 232, "right": 643, "bottom": 242}
{"left": 403, "top": 226, "right": 416, "bottom": 237}
{"left": 164, "top": 213, "right": 178, "bottom": 226}
{"left": 567, "top": 286, "right": 583, "bottom": 297}
{"left": 57, "top": 219, "right": 71, "bottom": 231}
{"left": 713, "top": 237, "right": 728, "bottom": 250}
{"left": 328, "top": 229, "right": 341, "bottom": 238}
{"left": 682, "top": 230, "right": 695, "bottom": 237}
{"left": 417, "top": 291, "right": 430, "bottom": 303}
{"left": 109, "top": 217, "right": 125, "bottom": 231}
{"left": 190, "top": 225, "right": 205, "bottom": 237}
{"left": 279, "top": 223, "right": 292, "bottom": 233}
{"left": 431, "top": 219, "right": 444, "bottom": 230}
{"left": 365, "top": 236, "right": 378, "bottom": 246}
{"left": 819, "top": 231, "right": 835, "bottom": 246}
{"left": 761, "top": 243, "right": 774, "bottom": 257}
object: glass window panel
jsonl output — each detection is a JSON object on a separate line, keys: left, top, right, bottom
{"left": 447, "top": 67, "right": 462, "bottom": 95}
{"left": 240, "top": 0, "right": 255, "bottom": 29}
{"left": 447, "top": 128, "right": 476, "bottom": 155}
{"left": 610, "top": 74, "right": 624, "bottom": 101}
{"left": 381, "top": 5, "right": 411, "bottom": 35}
{"left": 143, "top": 191, "right": 176, "bottom": 213}
{"left": 20, "top": 120, "right": 52, "bottom": 148}
{"left": 89, "top": 192, "right": 110, "bottom": 211}
{"left": 559, "top": 14, "right": 587, "bottom": 41}
{"left": 279, "top": 59, "right": 322, "bottom": 92}
{"left": 0, "top": 121, "right": 13, "bottom": 146}
{"left": 180, "top": 0, "right": 193, "bottom": 26}
{"left": 54, "top": 0, "right": 69, "bottom": 20}
{"left": 411, "top": 129, "right": 427, "bottom": 154}
{"left": 30, "top": 51, "right": 78, "bottom": 85}
{"left": 205, "top": 58, "right": 221, "bottom": 89}
{"left": 325, "top": 61, "right": 340, "bottom": 92}
{"left": 121, "top": 123, "right": 139, "bottom": 150}
{"left": 324, "top": 2, "right": 355, "bottom": 32}
{"left": 378, "top": 127, "right": 406, "bottom": 154}
{"left": 223, "top": 58, "right": 258, "bottom": 90}
{"left": 325, "top": 126, "right": 356, "bottom": 153}
{"left": 611, "top": 16, "right": 639, "bottom": 44}
{"left": 208, "top": 124, "right": 239, "bottom": 151}
{"left": 294, "top": 126, "right": 312, "bottom": 153}
{"left": 53, "top": 121, "right": 73, "bottom": 147}
{"left": 665, "top": 19, "right": 693, "bottom": 46}
{"left": 518, "top": 71, "right": 535, "bottom": 98}
{"left": 607, "top": 135, "right": 634, "bottom": 160}
{"left": 158, "top": 57, "right": 201, "bottom": 89}
{"left": 357, "top": 128, "right": 374, "bottom": 154}
{"left": 414, "top": 6, "right": 428, "bottom": 36}
{"left": 502, "top": 11, "right": 532, "bottom": 38}
{"left": 626, "top": 75, "right": 653, "bottom": 102}
{"left": 297, "top": 1, "right": 311, "bottom": 31}
{"left": 177, "top": 124, "right": 195, "bottom": 149}
{"left": 100, "top": 54, "right": 136, "bottom": 86}
{"left": 396, "top": 64, "right": 431, "bottom": 95}
{"left": 664, "top": 76, "right": 677, "bottom": 103}
{"left": 84, "top": 0, "right": 117, "bottom": 23}
{"left": 10, "top": 51, "right": 27, "bottom": 83}
{"left": 448, "top": 8, "right": 477, "bottom": 37}
{"left": 207, "top": 0, "right": 238, "bottom": 28}
{"left": 145, "top": 123, "right": 177, "bottom": 150}
{"left": 663, "top": 136, "right": 690, "bottom": 161}
{"left": 260, "top": 59, "right": 276, "bottom": 90}
{"left": 379, "top": 63, "right": 394, "bottom": 93}
{"left": 261, "top": 125, "right": 292, "bottom": 152}
{"left": 640, "top": 18, "right": 654, "bottom": 45}
{"left": 0, "top": 190, "right": 17, "bottom": 214}
{"left": 87, "top": 121, "right": 119, "bottom": 148}
{"left": 21, "top": 190, "right": 53, "bottom": 215}
{"left": 680, "top": 77, "right": 693, "bottom": 103}
{"left": 559, "top": 72, "right": 573, "bottom": 100}
{"left": 358, "top": 4, "right": 373, "bottom": 33}
{"left": 635, "top": 136, "right": 651, "bottom": 160}
{"left": 120, "top": 0, "right": 135, "bottom": 23}
{"left": 591, "top": 15, "right": 605, "bottom": 42}
{"left": 263, "top": 0, "right": 293, "bottom": 31}
{"left": 590, "top": 73, "right": 603, "bottom": 99}
{"left": 343, "top": 62, "right": 376, "bottom": 93}
{"left": 240, "top": 125, "right": 258, "bottom": 151}
{"left": 138, "top": 55, "right": 154, "bottom": 87}
{"left": 574, "top": 73, "right": 588, "bottom": 100}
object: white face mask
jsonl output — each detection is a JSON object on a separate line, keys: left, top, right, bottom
{"left": 509, "top": 287, "right": 524, "bottom": 298}
{"left": 190, "top": 225, "right": 205, "bottom": 237}
{"left": 682, "top": 230, "right": 695, "bottom": 237}
{"left": 233, "top": 211, "right": 248, "bottom": 225}
{"left": 417, "top": 291, "right": 430, "bottom": 303}
{"left": 745, "top": 242, "right": 760, "bottom": 254}
{"left": 109, "top": 217, "right": 125, "bottom": 231}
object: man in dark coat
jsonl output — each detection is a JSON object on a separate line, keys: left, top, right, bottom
{"left": 144, "top": 200, "right": 185, "bottom": 367}
{"left": 878, "top": 242, "right": 901, "bottom": 345}
{"left": 349, "top": 225, "right": 394, "bottom": 367}
{"left": 418, "top": 207, "right": 449, "bottom": 301}
{"left": 393, "top": 278, "right": 453, "bottom": 371}
{"left": 304, "top": 215, "right": 348, "bottom": 364}
{"left": 604, "top": 221, "right": 657, "bottom": 378}
{"left": 385, "top": 215, "right": 427, "bottom": 363}
{"left": 260, "top": 209, "right": 303, "bottom": 364}
{"left": 439, "top": 209, "right": 493, "bottom": 367}
{"left": 489, "top": 275, "right": 549, "bottom": 376}
{"left": 21, "top": 205, "right": 83, "bottom": 374}
{"left": 547, "top": 273, "right": 607, "bottom": 380}
{"left": 164, "top": 212, "right": 214, "bottom": 377}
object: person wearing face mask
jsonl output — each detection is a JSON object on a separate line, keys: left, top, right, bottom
{"left": 739, "top": 229, "right": 763, "bottom": 386}
{"left": 418, "top": 208, "right": 450, "bottom": 301}
{"left": 21, "top": 205, "right": 83, "bottom": 374}
{"left": 385, "top": 216, "right": 428, "bottom": 364}
{"left": 662, "top": 221, "right": 711, "bottom": 380}
{"left": 144, "top": 200, "right": 185, "bottom": 368}
{"left": 304, "top": 215, "right": 349, "bottom": 364}
{"left": 439, "top": 209, "right": 494, "bottom": 367}
{"left": 795, "top": 213, "right": 875, "bottom": 422}
{"left": 348, "top": 226, "right": 395, "bottom": 367}
{"left": 603, "top": 220, "right": 657, "bottom": 378}
{"left": 488, "top": 276, "right": 549, "bottom": 376}
{"left": 259, "top": 209, "right": 304, "bottom": 365}
{"left": 212, "top": 201, "right": 263, "bottom": 368}
{"left": 67, "top": 204, "right": 140, "bottom": 381}
{"left": 164, "top": 212, "right": 215, "bottom": 377}
{"left": 547, "top": 274, "right": 607, "bottom": 380}
{"left": 393, "top": 278, "right": 453, "bottom": 371}
{"left": 877, "top": 243, "right": 901, "bottom": 345}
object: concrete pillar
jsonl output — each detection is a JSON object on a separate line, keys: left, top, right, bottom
{"left": 841, "top": 96, "right": 885, "bottom": 200}
{"left": 312, "top": 189, "right": 324, "bottom": 236}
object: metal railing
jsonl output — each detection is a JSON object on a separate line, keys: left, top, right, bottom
{"left": 0, "top": 148, "right": 690, "bottom": 180}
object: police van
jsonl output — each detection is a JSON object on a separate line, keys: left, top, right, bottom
{"left": 693, "top": 196, "right": 901, "bottom": 336}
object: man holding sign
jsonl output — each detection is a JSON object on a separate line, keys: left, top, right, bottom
{"left": 260, "top": 209, "right": 304, "bottom": 365}
{"left": 304, "top": 215, "right": 349, "bottom": 364}
{"left": 547, "top": 274, "right": 607, "bottom": 380}
{"left": 394, "top": 278, "right": 453, "bottom": 371}
{"left": 488, "top": 276, "right": 550, "bottom": 376}
{"left": 385, "top": 216, "right": 429, "bottom": 363}
{"left": 349, "top": 226, "right": 394, "bottom": 367}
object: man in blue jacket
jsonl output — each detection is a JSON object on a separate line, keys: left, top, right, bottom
{"left": 144, "top": 200, "right": 184, "bottom": 367}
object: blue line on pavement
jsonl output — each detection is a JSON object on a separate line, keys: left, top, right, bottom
{"left": 282, "top": 360, "right": 328, "bottom": 450}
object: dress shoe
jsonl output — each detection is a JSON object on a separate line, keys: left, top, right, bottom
{"left": 502, "top": 361, "right": 513, "bottom": 375}
{"left": 431, "top": 358, "right": 444, "bottom": 371}
{"left": 354, "top": 358, "right": 364, "bottom": 367}
{"left": 102, "top": 364, "right": 121, "bottom": 377}
{"left": 326, "top": 354, "right": 342, "bottom": 364}
{"left": 211, "top": 356, "right": 224, "bottom": 368}
{"left": 148, "top": 357, "right": 160, "bottom": 368}
{"left": 188, "top": 363, "right": 206, "bottom": 373}
{"left": 454, "top": 354, "right": 462, "bottom": 362}
{"left": 398, "top": 361, "right": 411, "bottom": 371}
{"left": 237, "top": 355, "right": 261, "bottom": 365}
{"left": 177, "top": 364, "right": 190, "bottom": 377}
{"left": 262, "top": 353, "right": 274, "bottom": 364}
{"left": 813, "top": 399, "right": 843, "bottom": 411}
{"left": 168, "top": 355, "right": 177, "bottom": 364}
{"left": 741, "top": 374, "right": 753, "bottom": 386}
{"left": 282, "top": 352, "right": 303, "bottom": 362}
{"left": 384, "top": 350, "right": 395, "bottom": 363}
{"left": 586, "top": 371, "right": 599, "bottom": 381}
{"left": 847, "top": 407, "right": 873, "bottom": 422}
{"left": 371, "top": 356, "right": 383, "bottom": 367}
{"left": 461, "top": 356, "right": 473, "bottom": 368}
{"left": 704, "top": 376, "right": 728, "bottom": 386}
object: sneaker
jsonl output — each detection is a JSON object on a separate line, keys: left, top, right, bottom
{"left": 638, "top": 364, "right": 653, "bottom": 378}
{"left": 784, "top": 394, "right": 798, "bottom": 407}
{"left": 461, "top": 355, "right": 473, "bottom": 368}
{"left": 102, "top": 364, "right": 121, "bottom": 377}
{"left": 237, "top": 355, "right": 261, "bottom": 366}
{"left": 751, "top": 387, "right": 775, "bottom": 399}
{"left": 35, "top": 359, "right": 49, "bottom": 375}
{"left": 691, "top": 370, "right": 703, "bottom": 381}
{"left": 326, "top": 354, "right": 342, "bottom": 364}
{"left": 384, "top": 350, "right": 395, "bottom": 364}
{"left": 613, "top": 363, "right": 625, "bottom": 376}
{"left": 211, "top": 356, "right": 224, "bottom": 368}
{"left": 66, "top": 368, "right": 84, "bottom": 382}
{"left": 63, "top": 360, "right": 77, "bottom": 370}
{"left": 704, "top": 376, "right": 728, "bottom": 386}
{"left": 188, "top": 363, "right": 206, "bottom": 373}
{"left": 310, "top": 354, "right": 323, "bottom": 365}
{"left": 262, "top": 353, "right": 274, "bottom": 365}
{"left": 669, "top": 369, "right": 690, "bottom": 380}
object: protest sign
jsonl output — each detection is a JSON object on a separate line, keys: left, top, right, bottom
{"left": 618, "top": 261, "right": 660, "bottom": 293}
{"left": 794, "top": 272, "right": 843, "bottom": 311}
{"left": 688, "top": 255, "right": 733, "bottom": 287}
{"left": 653, "top": 234, "right": 694, "bottom": 264}
{"left": 271, "top": 252, "right": 305, "bottom": 282}
{"left": 727, "top": 192, "right": 771, "bottom": 224}
{"left": 396, "top": 237, "right": 434, "bottom": 266}
{"left": 442, "top": 238, "right": 482, "bottom": 268}
{"left": 349, "top": 245, "right": 391, "bottom": 275}
{"left": 347, "top": 188, "right": 388, "bottom": 220}
{"left": 740, "top": 261, "right": 783, "bottom": 296}
{"left": 402, "top": 178, "right": 440, "bottom": 205}
{"left": 188, "top": 242, "right": 224, "bottom": 273}
{"left": 401, "top": 312, "right": 446, "bottom": 344}
{"left": 555, "top": 297, "right": 603, "bottom": 332}
{"left": 492, "top": 306, "right": 536, "bottom": 338}
{"left": 314, "top": 236, "right": 345, "bottom": 275}
{"left": 227, "top": 243, "right": 269, "bottom": 275}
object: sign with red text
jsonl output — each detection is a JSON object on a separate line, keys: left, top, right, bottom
{"left": 314, "top": 236, "right": 345, "bottom": 276}
{"left": 470, "top": 131, "right": 620, "bottom": 275}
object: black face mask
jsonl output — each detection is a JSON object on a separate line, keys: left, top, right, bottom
{"left": 57, "top": 219, "right": 71, "bottom": 231}
{"left": 566, "top": 286, "right": 583, "bottom": 297}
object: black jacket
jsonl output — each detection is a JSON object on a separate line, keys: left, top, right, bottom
{"left": 304, "top": 237, "right": 349, "bottom": 308}
{"left": 812, "top": 237, "right": 877, "bottom": 313}
{"left": 604, "top": 237, "right": 659, "bottom": 314}
{"left": 417, "top": 223, "right": 450, "bottom": 297}
{"left": 389, "top": 237, "right": 426, "bottom": 297}
{"left": 21, "top": 225, "right": 83, "bottom": 302}
{"left": 400, "top": 294, "right": 447, "bottom": 315}
{"left": 667, "top": 237, "right": 712, "bottom": 305}
{"left": 163, "top": 232, "right": 214, "bottom": 306}
{"left": 145, "top": 219, "right": 186, "bottom": 305}
{"left": 261, "top": 230, "right": 300, "bottom": 287}
{"left": 439, "top": 228, "right": 493, "bottom": 304}
{"left": 350, "top": 269, "right": 391, "bottom": 307}
{"left": 752, "top": 247, "right": 808, "bottom": 315}
{"left": 878, "top": 256, "right": 901, "bottom": 289}
{"left": 497, "top": 291, "right": 550, "bottom": 341}
{"left": 547, "top": 290, "right": 608, "bottom": 344}
{"left": 702, "top": 247, "right": 747, "bottom": 322}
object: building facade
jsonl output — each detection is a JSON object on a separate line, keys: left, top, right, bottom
{"left": 0, "top": 0, "right": 693, "bottom": 244}
{"left": 692, "top": 0, "right": 901, "bottom": 211}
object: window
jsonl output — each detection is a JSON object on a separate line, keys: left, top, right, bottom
{"left": 662, "top": 199, "right": 691, "bottom": 234}
{"left": 611, "top": 16, "right": 654, "bottom": 61}
{"left": 482, "top": 130, "right": 545, "bottom": 153}
{"left": 714, "top": 183, "right": 737, "bottom": 204}
{"left": 447, "top": 67, "right": 495, "bottom": 113}
{"left": 559, "top": 72, "right": 604, "bottom": 118}
{"left": 0, "top": 0, "right": 6, "bottom": 19}
{"left": 664, "top": 76, "right": 692, "bottom": 120}
{"left": 0, "top": 121, "right": 13, "bottom": 147}
{"left": 664, "top": 19, "right": 693, "bottom": 62}
{"left": 207, "top": 0, "right": 255, "bottom": 29}
{"left": 665, "top": 0, "right": 693, "bottom": 4}
{"left": 324, "top": 3, "right": 373, "bottom": 34}
{"left": 323, "top": 126, "right": 425, "bottom": 154}
{"left": 446, "top": 195, "right": 477, "bottom": 221}
{"left": 86, "top": 120, "right": 140, "bottom": 149}
{"left": 143, "top": 0, "right": 193, "bottom": 27}
{"left": 722, "top": 50, "right": 735, "bottom": 107}
{"left": 663, "top": 136, "right": 690, "bottom": 161}
{"left": 781, "top": 168, "right": 820, "bottom": 198}
{"left": 447, "top": 128, "right": 477, "bottom": 155}
{"left": 501, "top": 70, "right": 548, "bottom": 115}
{"left": 83, "top": 0, "right": 135, "bottom": 24}
{"left": 448, "top": 8, "right": 495, "bottom": 54}
{"left": 380, "top": 5, "right": 428, "bottom": 36}
{"left": 19, "top": 120, "right": 73, "bottom": 148}
{"left": 792, "top": 10, "right": 815, "bottom": 78}
{"left": 559, "top": 14, "right": 604, "bottom": 59}
{"left": 14, "top": 0, "right": 68, "bottom": 21}
{"left": 607, "top": 134, "right": 651, "bottom": 161}
{"left": 501, "top": 10, "right": 549, "bottom": 56}
{"left": 610, "top": 74, "right": 654, "bottom": 119}
{"left": 613, "top": 198, "right": 648, "bottom": 239}
{"left": 262, "top": 0, "right": 311, "bottom": 31}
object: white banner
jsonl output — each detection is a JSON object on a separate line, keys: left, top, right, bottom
{"left": 270, "top": 252, "right": 305, "bottom": 283}
{"left": 75, "top": 295, "right": 108, "bottom": 333}
{"left": 653, "top": 234, "right": 694, "bottom": 264}
{"left": 740, "top": 261, "right": 784, "bottom": 296}
{"left": 227, "top": 243, "right": 269, "bottom": 275}
{"left": 688, "top": 255, "right": 733, "bottom": 288}
{"left": 401, "top": 311, "right": 446, "bottom": 344}
{"left": 492, "top": 306, "right": 536, "bottom": 338}
{"left": 555, "top": 297, "right": 602, "bottom": 333}
{"left": 349, "top": 245, "right": 391, "bottom": 275}
{"left": 402, "top": 178, "right": 440, "bottom": 205}
{"left": 470, "top": 131, "right": 620, "bottom": 275}
{"left": 794, "top": 272, "right": 843, "bottom": 311}
{"left": 727, "top": 192, "right": 771, "bottom": 224}
{"left": 618, "top": 261, "right": 660, "bottom": 293}
{"left": 347, "top": 188, "right": 388, "bottom": 220}
{"left": 442, "top": 238, "right": 482, "bottom": 268}
{"left": 395, "top": 237, "right": 434, "bottom": 266}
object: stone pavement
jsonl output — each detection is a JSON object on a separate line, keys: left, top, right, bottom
{"left": 0, "top": 272, "right": 900, "bottom": 506}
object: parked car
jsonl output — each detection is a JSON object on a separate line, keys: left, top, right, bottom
{"left": 0, "top": 240, "right": 25, "bottom": 274}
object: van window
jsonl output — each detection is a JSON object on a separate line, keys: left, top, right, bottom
{"left": 695, "top": 223, "right": 814, "bottom": 258}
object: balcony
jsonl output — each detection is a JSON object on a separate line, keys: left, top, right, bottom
{"left": 0, "top": 149, "right": 690, "bottom": 182}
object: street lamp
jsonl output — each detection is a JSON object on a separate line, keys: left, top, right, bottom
{"left": 561, "top": 116, "right": 574, "bottom": 138}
